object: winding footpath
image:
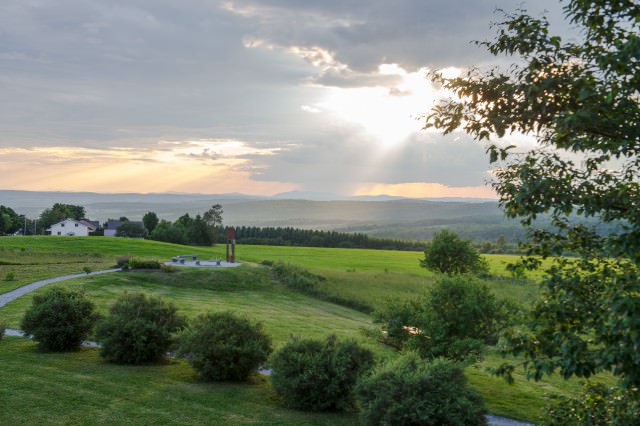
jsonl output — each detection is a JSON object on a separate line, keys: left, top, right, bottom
{"left": 0, "top": 268, "right": 121, "bottom": 308}
{"left": 0, "top": 269, "right": 533, "bottom": 426}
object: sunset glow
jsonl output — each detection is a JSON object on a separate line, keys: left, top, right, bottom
{"left": 0, "top": 142, "right": 296, "bottom": 195}
{"left": 354, "top": 182, "right": 497, "bottom": 199}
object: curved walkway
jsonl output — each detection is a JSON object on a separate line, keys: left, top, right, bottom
{"left": 0, "top": 268, "right": 533, "bottom": 426}
{"left": 0, "top": 268, "right": 121, "bottom": 308}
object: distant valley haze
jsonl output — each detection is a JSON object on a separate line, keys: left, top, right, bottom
{"left": 0, "top": 190, "right": 519, "bottom": 243}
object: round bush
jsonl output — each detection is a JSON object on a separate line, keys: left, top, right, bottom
{"left": 96, "top": 292, "right": 185, "bottom": 364}
{"left": 20, "top": 287, "right": 99, "bottom": 352}
{"left": 270, "top": 335, "right": 375, "bottom": 411}
{"left": 355, "top": 353, "right": 487, "bottom": 426}
{"left": 176, "top": 311, "right": 272, "bottom": 381}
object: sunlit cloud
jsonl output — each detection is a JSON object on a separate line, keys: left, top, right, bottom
{"left": 307, "top": 64, "right": 461, "bottom": 149}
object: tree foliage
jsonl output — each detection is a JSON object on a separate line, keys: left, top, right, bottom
{"left": 142, "top": 211, "right": 159, "bottom": 233}
{"left": 0, "top": 205, "right": 22, "bottom": 235}
{"left": 235, "top": 225, "right": 425, "bottom": 251}
{"left": 148, "top": 214, "right": 216, "bottom": 246}
{"left": 543, "top": 383, "right": 640, "bottom": 426}
{"left": 203, "top": 204, "right": 224, "bottom": 244}
{"left": 420, "top": 229, "right": 487, "bottom": 275}
{"left": 176, "top": 311, "right": 272, "bottom": 381}
{"left": 39, "top": 203, "right": 86, "bottom": 232}
{"left": 115, "top": 221, "right": 147, "bottom": 238}
{"left": 373, "top": 276, "right": 507, "bottom": 361}
{"left": 21, "top": 287, "right": 99, "bottom": 352}
{"left": 96, "top": 293, "right": 185, "bottom": 364}
{"left": 355, "top": 353, "right": 487, "bottom": 426}
{"left": 425, "top": 0, "right": 640, "bottom": 392}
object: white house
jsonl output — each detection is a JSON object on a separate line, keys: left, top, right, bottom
{"left": 47, "top": 219, "right": 98, "bottom": 237}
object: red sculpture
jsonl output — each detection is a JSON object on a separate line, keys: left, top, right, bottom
{"left": 225, "top": 227, "right": 236, "bottom": 263}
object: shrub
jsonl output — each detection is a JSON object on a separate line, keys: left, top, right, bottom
{"left": 271, "top": 262, "right": 372, "bottom": 313}
{"left": 115, "top": 256, "right": 130, "bottom": 268}
{"left": 128, "top": 258, "right": 161, "bottom": 270}
{"left": 270, "top": 335, "right": 375, "bottom": 411}
{"left": 20, "top": 287, "right": 99, "bottom": 352}
{"left": 0, "top": 322, "right": 5, "bottom": 341}
{"left": 543, "top": 383, "right": 640, "bottom": 425}
{"left": 4, "top": 271, "right": 15, "bottom": 281}
{"left": 176, "top": 311, "right": 272, "bottom": 381}
{"left": 355, "top": 353, "right": 487, "bottom": 426}
{"left": 82, "top": 266, "right": 92, "bottom": 275}
{"left": 271, "top": 262, "right": 323, "bottom": 293}
{"left": 96, "top": 293, "right": 185, "bottom": 364}
{"left": 160, "top": 264, "right": 177, "bottom": 273}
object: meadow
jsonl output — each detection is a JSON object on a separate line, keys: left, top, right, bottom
{"left": 0, "top": 236, "right": 610, "bottom": 424}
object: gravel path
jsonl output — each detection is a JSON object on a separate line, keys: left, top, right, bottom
{"left": 0, "top": 268, "right": 534, "bottom": 426}
{"left": 0, "top": 268, "right": 121, "bottom": 308}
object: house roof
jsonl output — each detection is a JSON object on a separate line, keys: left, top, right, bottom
{"left": 47, "top": 218, "right": 98, "bottom": 232}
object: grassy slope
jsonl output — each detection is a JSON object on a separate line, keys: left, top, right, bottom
{"left": 0, "top": 268, "right": 376, "bottom": 351}
{"left": 0, "top": 237, "right": 611, "bottom": 423}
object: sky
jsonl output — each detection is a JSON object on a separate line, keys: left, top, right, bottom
{"left": 0, "top": 0, "right": 567, "bottom": 198}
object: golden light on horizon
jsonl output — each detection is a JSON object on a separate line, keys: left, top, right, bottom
{"left": 354, "top": 182, "right": 497, "bottom": 199}
{"left": 0, "top": 142, "right": 296, "bottom": 195}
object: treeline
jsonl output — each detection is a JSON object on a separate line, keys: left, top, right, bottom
{"left": 232, "top": 226, "right": 425, "bottom": 251}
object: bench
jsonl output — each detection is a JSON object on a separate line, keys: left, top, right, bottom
{"left": 172, "top": 255, "right": 198, "bottom": 262}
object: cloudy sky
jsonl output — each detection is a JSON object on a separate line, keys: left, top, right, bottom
{"left": 0, "top": 0, "right": 566, "bottom": 198}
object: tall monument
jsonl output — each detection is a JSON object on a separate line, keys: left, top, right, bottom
{"left": 225, "top": 226, "right": 236, "bottom": 263}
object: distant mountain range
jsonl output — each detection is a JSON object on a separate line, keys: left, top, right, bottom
{"left": 0, "top": 190, "right": 517, "bottom": 242}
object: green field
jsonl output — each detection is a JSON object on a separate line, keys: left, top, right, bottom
{"left": 0, "top": 236, "right": 610, "bottom": 424}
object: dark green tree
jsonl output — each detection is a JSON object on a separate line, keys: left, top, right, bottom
{"left": 148, "top": 220, "right": 186, "bottom": 245}
{"left": 373, "top": 276, "right": 506, "bottom": 361}
{"left": 39, "top": 203, "right": 86, "bottom": 232}
{"left": 142, "top": 211, "right": 159, "bottom": 234}
{"left": 420, "top": 229, "right": 487, "bottom": 275}
{"left": 425, "top": 0, "right": 640, "bottom": 397}
{"left": 0, "top": 205, "right": 21, "bottom": 235}
{"left": 203, "top": 204, "right": 223, "bottom": 244}
{"left": 115, "top": 222, "right": 147, "bottom": 238}
{"left": 203, "top": 204, "right": 223, "bottom": 228}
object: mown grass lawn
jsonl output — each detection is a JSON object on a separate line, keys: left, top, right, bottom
{"left": 0, "top": 268, "right": 379, "bottom": 352}
{"left": 0, "top": 236, "right": 613, "bottom": 423}
{"left": 0, "top": 337, "right": 357, "bottom": 426}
